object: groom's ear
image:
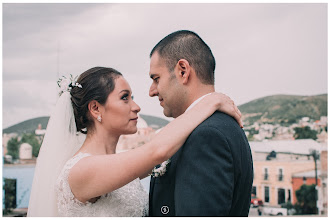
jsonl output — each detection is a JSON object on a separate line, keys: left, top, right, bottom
{"left": 176, "top": 59, "right": 191, "bottom": 85}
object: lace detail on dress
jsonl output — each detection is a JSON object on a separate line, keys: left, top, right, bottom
{"left": 55, "top": 152, "right": 149, "bottom": 217}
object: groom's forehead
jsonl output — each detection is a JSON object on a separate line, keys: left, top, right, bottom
{"left": 150, "top": 52, "right": 167, "bottom": 67}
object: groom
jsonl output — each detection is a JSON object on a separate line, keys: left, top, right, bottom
{"left": 148, "top": 30, "right": 253, "bottom": 216}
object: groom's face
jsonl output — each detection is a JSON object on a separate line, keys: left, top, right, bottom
{"left": 149, "top": 52, "right": 185, "bottom": 118}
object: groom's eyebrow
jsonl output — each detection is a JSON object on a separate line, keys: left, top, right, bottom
{"left": 150, "top": 74, "right": 157, "bottom": 79}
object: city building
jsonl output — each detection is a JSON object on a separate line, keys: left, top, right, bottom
{"left": 320, "top": 149, "right": 328, "bottom": 215}
{"left": 292, "top": 170, "right": 321, "bottom": 202}
{"left": 250, "top": 139, "right": 323, "bottom": 207}
{"left": 19, "top": 143, "right": 33, "bottom": 160}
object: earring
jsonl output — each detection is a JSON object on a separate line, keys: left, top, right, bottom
{"left": 97, "top": 115, "right": 102, "bottom": 123}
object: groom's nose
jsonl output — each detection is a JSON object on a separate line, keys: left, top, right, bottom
{"left": 149, "top": 83, "right": 158, "bottom": 97}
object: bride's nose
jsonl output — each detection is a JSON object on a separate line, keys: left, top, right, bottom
{"left": 132, "top": 100, "right": 141, "bottom": 113}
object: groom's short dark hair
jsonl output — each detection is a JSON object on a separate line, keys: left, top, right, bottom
{"left": 150, "top": 30, "right": 215, "bottom": 85}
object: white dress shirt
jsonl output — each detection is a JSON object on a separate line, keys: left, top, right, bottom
{"left": 185, "top": 93, "right": 212, "bottom": 112}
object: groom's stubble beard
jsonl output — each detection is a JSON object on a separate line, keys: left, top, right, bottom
{"left": 162, "top": 75, "right": 188, "bottom": 119}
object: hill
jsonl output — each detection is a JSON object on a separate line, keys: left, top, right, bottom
{"left": 238, "top": 94, "right": 327, "bottom": 125}
{"left": 139, "top": 114, "right": 169, "bottom": 129}
{"left": 3, "top": 94, "right": 327, "bottom": 134}
{"left": 3, "top": 116, "right": 50, "bottom": 135}
{"left": 3, "top": 114, "right": 169, "bottom": 135}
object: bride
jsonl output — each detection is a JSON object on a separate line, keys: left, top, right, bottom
{"left": 27, "top": 67, "right": 242, "bottom": 217}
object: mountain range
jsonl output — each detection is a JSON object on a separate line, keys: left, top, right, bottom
{"left": 239, "top": 94, "right": 327, "bottom": 125}
{"left": 3, "top": 114, "right": 170, "bottom": 135}
{"left": 3, "top": 94, "right": 327, "bottom": 134}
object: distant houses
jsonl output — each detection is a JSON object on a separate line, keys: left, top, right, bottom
{"left": 2, "top": 113, "right": 328, "bottom": 215}
{"left": 2, "top": 114, "right": 169, "bottom": 162}
{"left": 244, "top": 116, "right": 327, "bottom": 142}
{"left": 250, "top": 139, "right": 328, "bottom": 215}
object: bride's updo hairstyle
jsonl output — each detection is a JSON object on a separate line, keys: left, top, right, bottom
{"left": 70, "top": 67, "right": 122, "bottom": 134}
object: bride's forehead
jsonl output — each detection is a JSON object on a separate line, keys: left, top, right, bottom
{"left": 113, "top": 77, "right": 132, "bottom": 92}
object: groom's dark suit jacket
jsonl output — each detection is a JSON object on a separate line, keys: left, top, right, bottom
{"left": 149, "top": 112, "right": 253, "bottom": 216}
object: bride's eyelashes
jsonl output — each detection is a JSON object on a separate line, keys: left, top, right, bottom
{"left": 121, "top": 93, "right": 134, "bottom": 101}
{"left": 121, "top": 93, "right": 129, "bottom": 101}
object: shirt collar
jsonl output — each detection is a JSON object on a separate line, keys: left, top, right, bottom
{"left": 185, "top": 93, "right": 212, "bottom": 113}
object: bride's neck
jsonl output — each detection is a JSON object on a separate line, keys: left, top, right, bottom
{"left": 81, "top": 129, "right": 119, "bottom": 155}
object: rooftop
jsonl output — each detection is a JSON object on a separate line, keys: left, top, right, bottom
{"left": 292, "top": 169, "right": 321, "bottom": 178}
{"left": 249, "top": 139, "right": 324, "bottom": 155}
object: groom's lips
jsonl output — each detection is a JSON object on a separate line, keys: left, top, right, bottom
{"left": 130, "top": 117, "right": 138, "bottom": 123}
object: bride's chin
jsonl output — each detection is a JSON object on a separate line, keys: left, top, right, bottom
{"left": 124, "top": 127, "right": 138, "bottom": 135}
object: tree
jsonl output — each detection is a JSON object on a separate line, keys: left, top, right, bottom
{"left": 6, "top": 137, "right": 20, "bottom": 160}
{"left": 246, "top": 128, "right": 259, "bottom": 141}
{"left": 20, "top": 133, "right": 41, "bottom": 157}
{"left": 3, "top": 178, "right": 17, "bottom": 215}
{"left": 294, "top": 184, "right": 317, "bottom": 215}
{"left": 294, "top": 126, "right": 317, "bottom": 140}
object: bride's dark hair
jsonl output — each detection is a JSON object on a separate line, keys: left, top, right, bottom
{"left": 70, "top": 67, "right": 122, "bottom": 134}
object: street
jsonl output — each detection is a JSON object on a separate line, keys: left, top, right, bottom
{"left": 249, "top": 207, "right": 260, "bottom": 217}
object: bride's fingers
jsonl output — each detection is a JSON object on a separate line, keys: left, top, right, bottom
{"left": 215, "top": 92, "right": 243, "bottom": 128}
{"left": 236, "top": 113, "right": 244, "bottom": 128}
{"left": 233, "top": 105, "right": 243, "bottom": 128}
{"left": 232, "top": 111, "right": 242, "bottom": 128}
{"left": 239, "top": 118, "right": 244, "bottom": 128}
{"left": 237, "top": 108, "right": 243, "bottom": 128}
{"left": 235, "top": 105, "right": 242, "bottom": 117}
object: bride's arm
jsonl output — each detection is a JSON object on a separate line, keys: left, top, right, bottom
{"left": 68, "top": 92, "right": 241, "bottom": 203}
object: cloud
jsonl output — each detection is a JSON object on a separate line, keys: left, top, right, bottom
{"left": 2, "top": 3, "right": 327, "bottom": 128}
{"left": 3, "top": 80, "right": 58, "bottom": 127}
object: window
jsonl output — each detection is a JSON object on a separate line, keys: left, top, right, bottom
{"left": 278, "top": 188, "right": 285, "bottom": 205}
{"left": 4, "top": 178, "right": 17, "bottom": 210}
{"left": 287, "top": 189, "right": 291, "bottom": 202}
{"left": 278, "top": 168, "right": 284, "bottom": 181}
{"left": 251, "top": 186, "right": 257, "bottom": 196}
{"left": 264, "top": 186, "right": 270, "bottom": 203}
{"left": 264, "top": 168, "right": 269, "bottom": 180}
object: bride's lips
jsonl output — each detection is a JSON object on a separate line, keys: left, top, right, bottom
{"left": 159, "top": 98, "right": 164, "bottom": 106}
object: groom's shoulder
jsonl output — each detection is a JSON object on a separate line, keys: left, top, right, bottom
{"left": 184, "top": 112, "right": 241, "bottom": 142}
{"left": 198, "top": 111, "right": 240, "bottom": 131}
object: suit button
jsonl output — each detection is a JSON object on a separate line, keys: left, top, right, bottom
{"left": 161, "top": 206, "right": 169, "bottom": 215}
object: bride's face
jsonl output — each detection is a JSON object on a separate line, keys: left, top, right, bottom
{"left": 101, "top": 76, "right": 141, "bottom": 135}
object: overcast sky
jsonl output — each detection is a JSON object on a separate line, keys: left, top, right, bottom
{"left": 2, "top": 3, "right": 328, "bottom": 128}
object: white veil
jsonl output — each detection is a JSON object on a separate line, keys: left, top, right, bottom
{"left": 27, "top": 92, "right": 85, "bottom": 216}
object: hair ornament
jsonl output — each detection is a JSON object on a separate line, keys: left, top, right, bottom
{"left": 57, "top": 74, "right": 82, "bottom": 96}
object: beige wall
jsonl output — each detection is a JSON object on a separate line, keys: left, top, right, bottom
{"left": 253, "top": 158, "right": 316, "bottom": 207}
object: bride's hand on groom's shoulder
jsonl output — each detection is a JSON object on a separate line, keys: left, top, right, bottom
{"left": 208, "top": 92, "right": 243, "bottom": 128}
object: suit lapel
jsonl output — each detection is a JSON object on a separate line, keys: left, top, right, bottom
{"left": 149, "top": 146, "right": 185, "bottom": 216}
{"left": 149, "top": 176, "right": 155, "bottom": 196}
{"left": 149, "top": 174, "right": 156, "bottom": 216}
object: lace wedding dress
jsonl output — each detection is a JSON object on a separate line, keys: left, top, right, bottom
{"left": 55, "top": 152, "right": 149, "bottom": 217}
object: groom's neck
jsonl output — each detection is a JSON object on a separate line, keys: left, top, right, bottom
{"left": 176, "top": 84, "right": 215, "bottom": 117}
